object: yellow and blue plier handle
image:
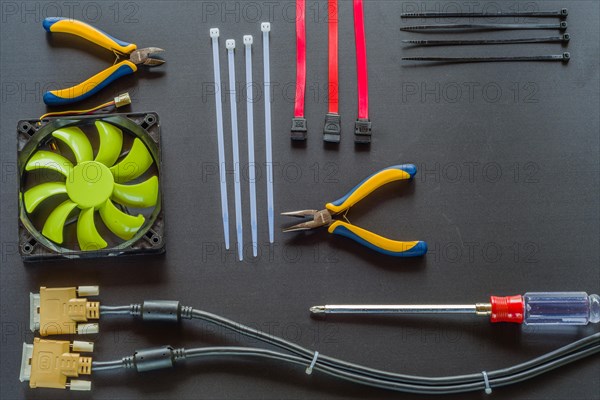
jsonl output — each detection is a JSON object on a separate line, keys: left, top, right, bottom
{"left": 42, "top": 17, "right": 161, "bottom": 106}
{"left": 283, "top": 165, "right": 428, "bottom": 257}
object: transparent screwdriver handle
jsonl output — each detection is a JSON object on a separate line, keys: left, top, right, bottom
{"left": 524, "top": 292, "right": 600, "bottom": 325}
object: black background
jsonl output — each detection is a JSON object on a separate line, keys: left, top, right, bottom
{"left": 1, "top": 1, "right": 599, "bottom": 399}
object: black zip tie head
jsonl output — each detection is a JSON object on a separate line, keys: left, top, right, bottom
{"left": 291, "top": 117, "right": 307, "bottom": 141}
{"left": 323, "top": 113, "right": 341, "bottom": 143}
{"left": 561, "top": 8, "right": 568, "bottom": 17}
{"left": 560, "top": 21, "right": 568, "bottom": 30}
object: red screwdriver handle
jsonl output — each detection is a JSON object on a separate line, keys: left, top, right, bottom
{"left": 490, "top": 295, "right": 525, "bottom": 323}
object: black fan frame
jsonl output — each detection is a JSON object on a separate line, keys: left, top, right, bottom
{"left": 17, "top": 112, "right": 165, "bottom": 262}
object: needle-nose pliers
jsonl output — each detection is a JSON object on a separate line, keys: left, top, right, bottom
{"left": 282, "top": 165, "right": 427, "bottom": 257}
{"left": 42, "top": 17, "right": 164, "bottom": 106}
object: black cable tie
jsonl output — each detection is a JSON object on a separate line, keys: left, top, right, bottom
{"left": 400, "top": 21, "right": 567, "bottom": 31}
{"left": 401, "top": 8, "right": 568, "bottom": 18}
{"left": 402, "top": 53, "right": 571, "bottom": 63}
{"left": 402, "top": 34, "right": 570, "bottom": 46}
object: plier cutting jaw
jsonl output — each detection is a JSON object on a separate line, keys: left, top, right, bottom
{"left": 283, "top": 165, "right": 428, "bottom": 257}
{"left": 42, "top": 17, "right": 164, "bottom": 106}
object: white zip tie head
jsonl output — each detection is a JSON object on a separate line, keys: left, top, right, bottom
{"left": 243, "top": 35, "right": 253, "bottom": 45}
{"left": 481, "top": 371, "right": 492, "bottom": 394}
{"left": 226, "top": 39, "right": 235, "bottom": 50}
{"left": 261, "top": 22, "right": 271, "bottom": 32}
{"left": 305, "top": 351, "right": 319, "bottom": 375}
{"left": 210, "top": 28, "right": 219, "bottom": 38}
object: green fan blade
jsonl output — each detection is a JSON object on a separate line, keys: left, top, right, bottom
{"left": 52, "top": 127, "right": 93, "bottom": 164}
{"left": 110, "top": 138, "right": 153, "bottom": 183}
{"left": 112, "top": 176, "right": 159, "bottom": 208}
{"left": 99, "top": 199, "right": 145, "bottom": 240}
{"left": 77, "top": 207, "right": 108, "bottom": 250}
{"left": 23, "top": 182, "right": 67, "bottom": 213}
{"left": 94, "top": 121, "right": 123, "bottom": 167}
{"left": 26, "top": 151, "right": 74, "bottom": 177}
{"left": 41, "top": 200, "right": 78, "bottom": 244}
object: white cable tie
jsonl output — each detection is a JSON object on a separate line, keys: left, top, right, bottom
{"left": 210, "top": 28, "right": 230, "bottom": 250}
{"left": 305, "top": 351, "right": 319, "bottom": 375}
{"left": 227, "top": 39, "right": 244, "bottom": 261}
{"left": 481, "top": 371, "right": 492, "bottom": 394}
{"left": 262, "top": 22, "right": 274, "bottom": 243}
{"left": 244, "top": 35, "right": 258, "bottom": 258}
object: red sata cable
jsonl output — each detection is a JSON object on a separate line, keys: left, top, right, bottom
{"left": 323, "top": 0, "right": 341, "bottom": 143}
{"left": 353, "top": 0, "right": 372, "bottom": 144}
{"left": 328, "top": 0, "right": 339, "bottom": 115}
{"left": 291, "top": 0, "right": 308, "bottom": 140}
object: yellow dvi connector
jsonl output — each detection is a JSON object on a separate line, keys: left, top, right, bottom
{"left": 20, "top": 338, "right": 93, "bottom": 390}
{"left": 30, "top": 286, "right": 100, "bottom": 336}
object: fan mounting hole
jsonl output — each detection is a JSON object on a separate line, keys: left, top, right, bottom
{"left": 19, "top": 122, "right": 35, "bottom": 136}
{"left": 22, "top": 238, "right": 37, "bottom": 254}
{"left": 144, "top": 231, "right": 161, "bottom": 246}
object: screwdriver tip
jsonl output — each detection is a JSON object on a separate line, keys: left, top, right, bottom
{"left": 310, "top": 306, "right": 326, "bottom": 314}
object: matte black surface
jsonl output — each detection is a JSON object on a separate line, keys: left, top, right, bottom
{"left": 1, "top": 1, "right": 599, "bottom": 399}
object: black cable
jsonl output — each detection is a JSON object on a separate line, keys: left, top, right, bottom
{"left": 97, "top": 303, "right": 600, "bottom": 394}
{"left": 99, "top": 305, "right": 132, "bottom": 315}
{"left": 190, "top": 308, "right": 599, "bottom": 386}
{"left": 92, "top": 342, "right": 600, "bottom": 394}
{"left": 92, "top": 360, "right": 124, "bottom": 371}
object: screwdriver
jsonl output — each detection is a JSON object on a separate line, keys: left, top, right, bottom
{"left": 310, "top": 292, "right": 600, "bottom": 325}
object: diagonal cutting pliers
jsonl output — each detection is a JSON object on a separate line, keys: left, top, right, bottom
{"left": 282, "top": 165, "right": 428, "bottom": 257}
{"left": 42, "top": 17, "right": 164, "bottom": 106}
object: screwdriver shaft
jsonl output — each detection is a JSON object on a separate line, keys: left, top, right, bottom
{"left": 310, "top": 304, "right": 478, "bottom": 314}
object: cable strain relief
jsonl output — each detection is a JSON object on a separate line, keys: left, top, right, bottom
{"left": 114, "top": 92, "right": 131, "bottom": 108}
{"left": 122, "top": 356, "right": 135, "bottom": 370}
{"left": 291, "top": 117, "right": 307, "bottom": 141}
{"left": 130, "top": 304, "right": 142, "bottom": 317}
{"left": 180, "top": 305, "right": 193, "bottom": 320}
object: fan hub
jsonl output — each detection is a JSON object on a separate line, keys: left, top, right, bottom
{"left": 66, "top": 161, "right": 114, "bottom": 208}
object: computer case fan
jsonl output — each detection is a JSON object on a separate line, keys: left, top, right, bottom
{"left": 17, "top": 113, "right": 164, "bottom": 261}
